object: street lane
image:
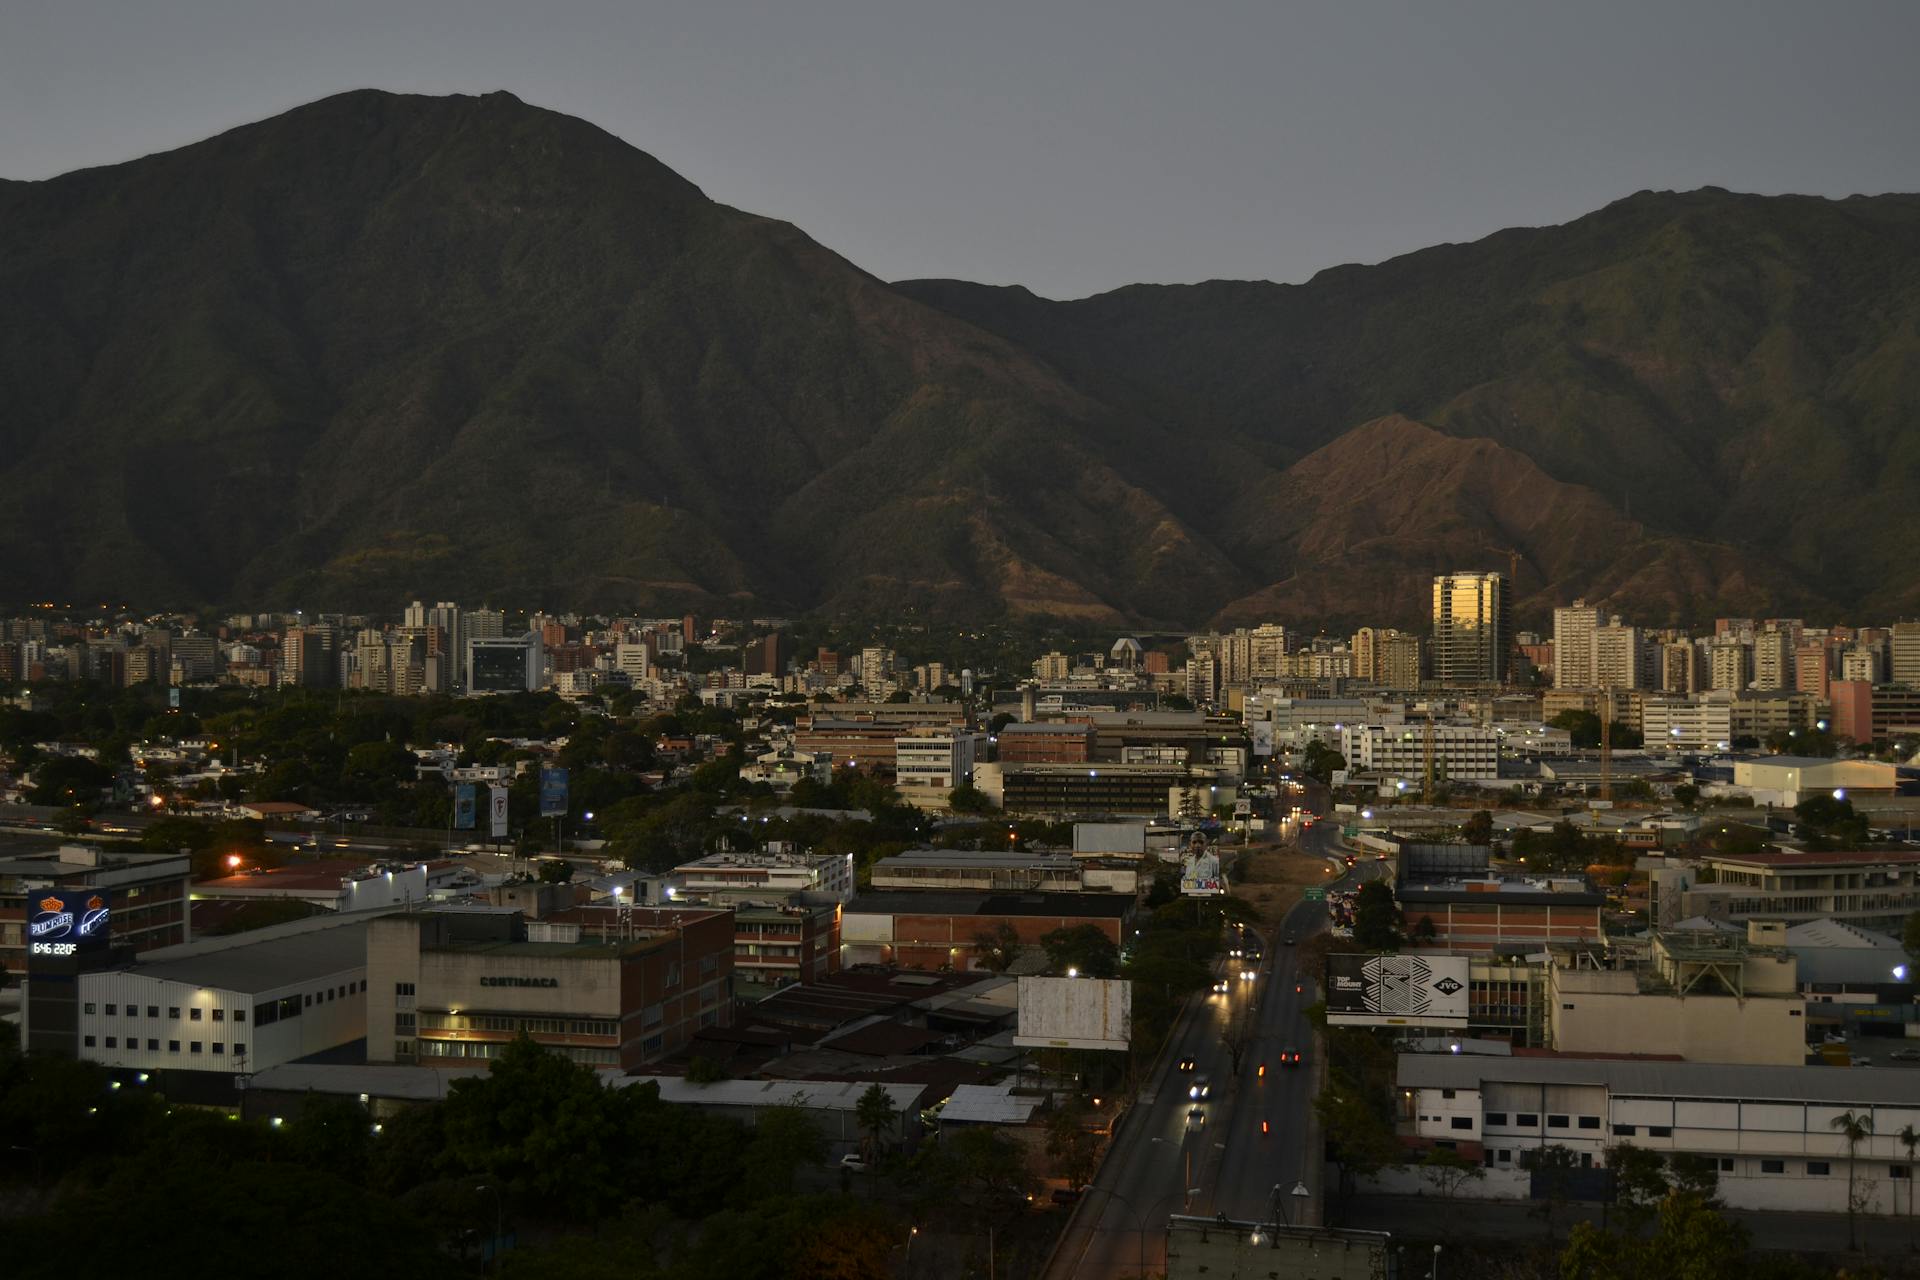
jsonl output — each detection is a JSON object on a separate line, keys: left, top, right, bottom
{"left": 1048, "top": 803, "right": 1389, "bottom": 1277}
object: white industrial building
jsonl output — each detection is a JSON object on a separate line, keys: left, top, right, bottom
{"left": 1395, "top": 1053, "right": 1920, "bottom": 1215}
{"left": 672, "top": 849, "right": 856, "bottom": 903}
{"left": 1340, "top": 723, "right": 1500, "bottom": 782}
{"left": 71, "top": 912, "right": 373, "bottom": 1082}
{"left": 1730, "top": 756, "right": 1899, "bottom": 807}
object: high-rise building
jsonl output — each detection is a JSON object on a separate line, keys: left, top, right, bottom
{"left": 467, "top": 608, "right": 505, "bottom": 642}
{"left": 1184, "top": 652, "right": 1219, "bottom": 705}
{"left": 1708, "top": 641, "right": 1750, "bottom": 693}
{"left": 1431, "top": 572, "right": 1509, "bottom": 684}
{"left": 1592, "top": 622, "right": 1645, "bottom": 690}
{"left": 467, "top": 634, "right": 544, "bottom": 694}
{"left": 1249, "top": 624, "right": 1289, "bottom": 683}
{"left": 1660, "top": 640, "right": 1701, "bottom": 694}
{"left": 1552, "top": 600, "right": 1601, "bottom": 689}
{"left": 1033, "top": 651, "right": 1071, "bottom": 681}
{"left": 1794, "top": 642, "right": 1831, "bottom": 701}
{"left": 1892, "top": 623, "right": 1920, "bottom": 686}
{"left": 1752, "top": 629, "right": 1794, "bottom": 691}
{"left": 428, "top": 602, "right": 463, "bottom": 688}
{"left": 280, "top": 626, "right": 335, "bottom": 688}
{"left": 1839, "top": 646, "right": 1880, "bottom": 685}
{"left": 1378, "top": 632, "right": 1422, "bottom": 689}
{"left": 1351, "top": 627, "right": 1379, "bottom": 683}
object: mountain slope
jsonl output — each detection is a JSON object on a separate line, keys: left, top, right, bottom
{"left": 0, "top": 90, "right": 1251, "bottom": 621}
{"left": 3, "top": 93, "right": 1917, "bottom": 627}
{"left": 899, "top": 189, "right": 1920, "bottom": 619}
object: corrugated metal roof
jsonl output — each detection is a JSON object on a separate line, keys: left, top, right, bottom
{"left": 939, "top": 1083, "right": 1040, "bottom": 1125}
{"left": 1397, "top": 1053, "right": 1920, "bottom": 1106}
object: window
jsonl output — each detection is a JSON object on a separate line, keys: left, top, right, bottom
{"left": 1441, "top": 1088, "right": 1457, "bottom": 1099}
{"left": 104, "top": 1036, "right": 116, "bottom": 1049}
{"left": 1451, "top": 1117, "right": 1473, "bottom": 1131}
{"left": 83, "top": 1035, "right": 96, "bottom": 1048}
{"left": 146, "top": 1039, "right": 158, "bottom": 1051}
{"left": 1892, "top": 1167, "right": 1913, "bottom": 1181}
{"left": 303, "top": 994, "right": 312, "bottom": 1008}
{"left": 395, "top": 982, "right": 415, "bottom": 996}
{"left": 1760, "top": 1160, "right": 1785, "bottom": 1174}
{"left": 84, "top": 1003, "right": 96, "bottom": 1015}
{"left": 234, "top": 1009, "right": 246, "bottom": 1023}
{"left": 168, "top": 1040, "right": 180, "bottom": 1053}
{"left": 1485, "top": 1112, "right": 1508, "bottom": 1126}
{"left": 169, "top": 1007, "right": 180, "bottom": 1019}
{"left": 212, "top": 1043, "right": 224, "bottom": 1055}
{"left": 1496, "top": 1150, "right": 1511, "bottom": 1164}
{"left": 1517, "top": 1114, "right": 1539, "bottom": 1127}
{"left": 1561, "top": 1003, "right": 1575, "bottom": 1011}
{"left": 147, "top": 1006, "right": 159, "bottom": 1018}
{"left": 233, "top": 1043, "right": 245, "bottom": 1058}
{"left": 255, "top": 1002, "right": 279, "bottom": 1027}
{"left": 1548, "top": 1115, "right": 1570, "bottom": 1129}
{"left": 212, "top": 1009, "right": 223, "bottom": 1022}
{"left": 1578, "top": 1117, "right": 1601, "bottom": 1130}
{"left": 1807, "top": 1162, "right": 1830, "bottom": 1176}
{"left": 1613, "top": 1124, "right": 1637, "bottom": 1137}
{"left": 1717, "top": 1158, "right": 1734, "bottom": 1172}
{"left": 190, "top": 1042, "right": 202, "bottom": 1054}
{"left": 190, "top": 1008, "right": 202, "bottom": 1022}
{"left": 395, "top": 1013, "right": 416, "bottom": 1031}
{"left": 1648, "top": 1126, "right": 1672, "bottom": 1138}
{"left": 105, "top": 1003, "right": 116, "bottom": 1015}
{"left": 125, "top": 1005, "right": 137, "bottom": 1018}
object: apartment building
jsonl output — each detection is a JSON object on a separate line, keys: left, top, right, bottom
{"left": 1679, "top": 850, "right": 1920, "bottom": 935}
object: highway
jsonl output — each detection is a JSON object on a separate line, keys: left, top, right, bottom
{"left": 1047, "top": 799, "right": 1390, "bottom": 1279}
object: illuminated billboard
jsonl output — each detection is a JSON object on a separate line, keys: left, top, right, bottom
{"left": 27, "top": 888, "right": 111, "bottom": 972}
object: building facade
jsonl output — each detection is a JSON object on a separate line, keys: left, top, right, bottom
{"left": 1432, "top": 572, "right": 1509, "bottom": 685}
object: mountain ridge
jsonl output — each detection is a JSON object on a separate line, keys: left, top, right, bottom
{"left": 2, "top": 90, "right": 1917, "bottom": 628}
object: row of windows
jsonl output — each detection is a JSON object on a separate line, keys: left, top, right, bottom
{"left": 83, "top": 1036, "right": 246, "bottom": 1057}
{"left": 416, "top": 1012, "right": 618, "bottom": 1038}
{"left": 418, "top": 1038, "right": 620, "bottom": 1066}
{"left": 84, "top": 1003, "right": 245, "bottom": 1023}
{"left": 1483, "top": 1112, "right": 1602, "bottom": 1131}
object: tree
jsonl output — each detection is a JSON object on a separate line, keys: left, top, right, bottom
{"left": 1605, "top": 1143, "right": 1669, "bottom": 1231}
{"left": 1046, "top": 1100, "right": 1101, "bottom": 1189}
{"left": 1039, "top": 924, "right": 1119, "bottom": 978}
{"left": 1351, "top": 881, "right": 1401, "bottom": 951}
{"left": 1672, "top": 783, "right": 1701, "bottom": 809}
{"left": 947, "top": 784, "right": 995, "bottom": 815}
{"left": 1462, "top": 810, "right": 1493, "bottom": 846}
{"left": 1314, "top": 1085, "right": 1403, "bottom": 1200}
{"left": 1301, "top": 740, "right": 1346, "bottom": 784}
{"left": 1562, "top": 1191, "right": 1750, "bottom": 1280}
{"left": 686, "top": 1055, "right": 727, "bottom": 1084}
{"left": 970, "top": 922, "right": 1023, "bottom": 974}
{"left": 737, "top": 1105, "right": 827, "bottom": 1204}
{"left": 949, "top": 1126, "right": 1025, "bottom": 1196}
{"left": 1550, "top": 710, "right": 1603, "bottom": 750}
{"left": 1665, "top": 1152, "right": 1720, "bottom": 1203}
{"left": 1899, "top": 1124, "right": 1919, "bottom": 1231}
{"left": 854, "top": 1083, "right": 899, "bottom": 1162}
{"left": 536, "top": 859, "right": 574, "bottom": 884}
{"left": 1831, "top": 1109, "right": 1873, "bottom": 1251}
{"left": 1418, "top": 1144, "right": 1486, "bottom": 1199}
{"left": 1521, "top": 1144, "right": 1581, "bottom": 1240}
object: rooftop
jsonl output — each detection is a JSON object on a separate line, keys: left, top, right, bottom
{"left": 846, "top": 891, "right": 1136, "bottom": 919}
{"left": 873, "top": 849, "right": 1077, "bottom": 870}
{"left": 940, "top": 1083, "right": 1041, "bottom": 1125}
{"left": 245, "top": 1062, "right": 486, "bottom": 1101}
{"left": 1398, "top": 1052, "right": 1920, "bottom": 1107}
{"left": 621, "top": 1075, "right": 925, "bottom": 1113}
{"left": 194, "top": 858, "right": 414, "bottom": 893}
{"left": 118, "top": 916, "right": 372, "bottom": 994}
{"left": 1704, "top": 849, "right": 1920, "bottom": 868}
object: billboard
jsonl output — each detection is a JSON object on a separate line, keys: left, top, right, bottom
{"left": 488, "top": 784, "right": 510, "bottom": 839}
{"left": 1180, "top": 837, "right": 1226, "bottom": 897}
{"left": 27, "top": 888, "right": 111, "bottom": 972}
{"left": 1325, "top": 953, "right": 1469, "bottom": 1028}
{"left": 538, "top": 766, "right": 569, "bottom": 818}
{"left": 1015, "top": 976, "right": 1133, "bottom": 1052}
{"left": 1249, "top": 718, "right": 1274, "bottom": 757}
{"left": 454, "top": 783, "right": 477, "bottom": 830}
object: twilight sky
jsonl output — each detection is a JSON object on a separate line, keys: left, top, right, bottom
{"left": 4, "top": 1, "right": 1917, "bottom": 299}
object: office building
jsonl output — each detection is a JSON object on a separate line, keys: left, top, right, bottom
{"left": 1708, "top": 641, "right": 1750, "bottom": 692}
{"left": 1248, "top": 624, "right": 1289, "bottom": 682}
{"left": 1431, "top": 572, "right": 1509, "bottom": 684}
{"left": 1339, "top": 723, "right": 1500, "bottom": 782}
{"left": 1677, "top": 850, "right": 1920, "bottom": 934}
{"left": 1893, "top": 622, "right": 1920, "bottom": 686}
{"left": 367, "top": 906, "right": 735, "bottom": 1069}
{"left": 672, "top": 850, "right": 856, "bottom": 903}
{"left": 1395, "top": 843, "right": 1604, "bottom": 953}
{"left": 1794, "top": 642, "right": 1831, "bottom": 701}
{"left": 466, "top": 633, "right": 543, "bottom": 693}
{"left": 894, "top": 730, "right": 988, "bottom": 808}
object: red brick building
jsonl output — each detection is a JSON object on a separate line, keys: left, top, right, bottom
{"left": 995, "top": 721, "right": 1095, "bottom": 764}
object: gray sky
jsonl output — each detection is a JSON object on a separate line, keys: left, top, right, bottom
{"left": 4, "top": 1, "right": 1917, "bottom": 299}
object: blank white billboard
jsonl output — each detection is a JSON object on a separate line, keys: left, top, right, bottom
{"left": 1015, "top": 976, "right": 1133, "bottom": 1051}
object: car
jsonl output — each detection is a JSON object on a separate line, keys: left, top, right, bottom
{"left": 1212, "top": 979, "right": 1230, "bottom": 994}
{"left": 1189, "top": 1075, "right": 1211, "bottom": 1099}
{"left": 1282, "top": 936, "right": 1297, "bottom": 946}
{"left": 839, "top": 1153, "right": 869, "bottom": 1172}
{"left": 1280, "top": 1049, "right": 1303, "bottom": 1066}
{"left": 1178, "top": 1057, "right": 1197, "bottom": 1072}
{"left": 1890, "top": 1048, "right": 1920, "bottom": 1062}
{"left": 1187, "top": 1107, "right": 1206, "bottom": 1128}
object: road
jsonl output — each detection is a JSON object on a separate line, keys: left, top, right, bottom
{"left": 1048, "top": 794, "right": 1391, "bottom": 1279}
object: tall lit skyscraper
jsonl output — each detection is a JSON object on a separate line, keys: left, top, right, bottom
{"left": 1552, "top": 599, "right": 1600, "bottom": 689}
{"left": 1431, "top": 571, "right": 1509, "bottom": 684}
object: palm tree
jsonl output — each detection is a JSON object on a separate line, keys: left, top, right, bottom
{"left": 1900, "top": 1124, "right": 1920, "bottom": 1236}
{"left": 1831, "top": 1109, "right": 1874, "bottom": 1251}
{"left": 856, "top": 1082, "right": 899, "bottom": 1163}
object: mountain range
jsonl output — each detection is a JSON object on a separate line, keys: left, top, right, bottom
{"left": 3, "top": 90, "right": 1917, "bottom": 630}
